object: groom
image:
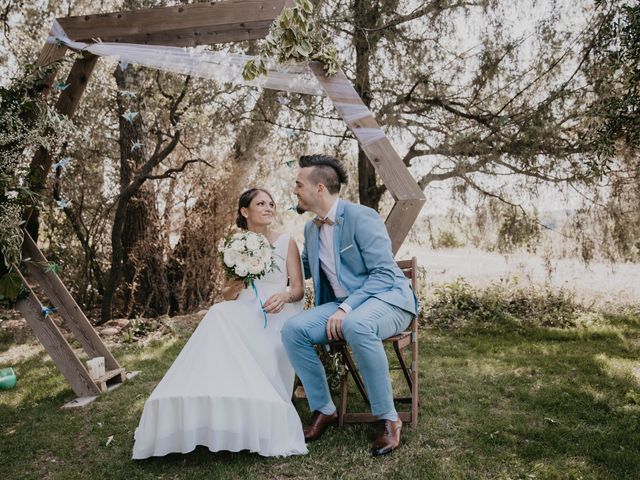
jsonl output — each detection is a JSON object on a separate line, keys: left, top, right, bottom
{"left": 282, "top": 154, "right": 417, "bottom": 456}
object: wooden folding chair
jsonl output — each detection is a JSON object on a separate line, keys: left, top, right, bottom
{"left": 331, "top": 257, "right": 420, "bottom": 428}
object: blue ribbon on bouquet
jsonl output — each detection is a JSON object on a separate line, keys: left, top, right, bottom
{"left": 251, "top": 281, "right": 268, "bottom": 328}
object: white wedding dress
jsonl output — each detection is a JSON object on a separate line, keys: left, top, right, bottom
{"left": 132, "top": 234, "right": 308, "bottom": 458}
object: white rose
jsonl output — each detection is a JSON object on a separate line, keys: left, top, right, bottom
{"left": 236, "top": 255, "right": 251, "bottom": 269}
{"left": 230, "top": 239, "right": 244, "bottom": 252}
{"left": 234, "top": 264, "right": 249, "bottom": 277}
{"left": 223, "top": 249, "right": 236, "bottom": 268}
{"left": 248, "top": 257, "right": 264, "bottom": 275}
{"left": 231, "top": 249, "right": 245, "bottom": 265}
{"left": 245, "top": 233, "right": 261, "bottom": 251}
{"left": 6, "top": 190, "right": 18, "bottom": 200}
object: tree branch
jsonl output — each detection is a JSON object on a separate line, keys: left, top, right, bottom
{"left": 143, "top": 157, "right": 212, "bottom": 181}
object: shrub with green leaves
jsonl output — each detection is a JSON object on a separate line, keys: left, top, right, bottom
{"left": 497, "top": 208, "right": 542, "bottom": 253}
{"left": 427, "top": 278, "right": 579, "bottom": 330}
{"left": 242, "top": 0, "right": 342, "bottom": 80}
{"left": 0, "top": 62, "right": 73, "bottom": 304}
{"left": 433, "top": 229, "right": 462, "bottom": 249}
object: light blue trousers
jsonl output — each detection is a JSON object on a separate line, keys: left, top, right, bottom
{"left": 281, "top": 297, "right": 413, "bottom": 417}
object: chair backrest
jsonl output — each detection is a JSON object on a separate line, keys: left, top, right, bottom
{"left": 396, "top": 257, "right": 419, "bottom": 334}
{"left": 396, "top": 257, "right": 418, "bottom": 292}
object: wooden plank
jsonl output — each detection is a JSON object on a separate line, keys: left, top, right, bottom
{"left": 84, "top": 23, "right": 272, "bottom": 48}
{"left": 95, "top": 368, "right": 126, "bottom": 392}
{"left": 55, "top": 54, "right": 99, "bottom": 122}
{"left": 27, "top": 54, "right": 98, "bottom": 200}
{"left": 62, "top": 372, "right": 138, "bottom": 408}
{"left": 36, "top": 41, "right": 68, "bottom": 67}
{"left": 310, "top": 64, "right": 426, "bottom": 202}
{"left": 56, "top": 0, "right": 293, "bottom": 47}
{"left": 21, "top": 232, "right": 121, "bottom": 371}
{"left": 384, "top": 198, "right": 425, "bottom": 254}
{"left": 341, "top": 412, "right": 412, "bottom": 423}
{"left": 361, "top": 140, "right": 424, "bottom": 201}
{"left": 15, "top": 292, "right": 102, "bottom": 397}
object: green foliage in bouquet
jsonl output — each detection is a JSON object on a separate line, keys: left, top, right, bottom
{"left": 0, "top": 61, "right": 73, "bottom": 305}
{"left": 242, "top": 0, "right": 342, "bottom": 81}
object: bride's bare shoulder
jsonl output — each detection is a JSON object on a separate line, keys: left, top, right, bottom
{"left": 285, "top": 235, "right": 300, "bottom": 252}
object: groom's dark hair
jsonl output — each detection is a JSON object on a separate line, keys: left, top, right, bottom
{"left": 298, "top": 154, "right": 348, "bottom": 194}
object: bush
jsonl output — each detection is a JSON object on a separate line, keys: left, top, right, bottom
{"left": 497, "top": 208, "right": 541, "bottom": 253}
{"left": 433, "top": 229, "right": 462, "bottom": 249}
{"left": 426, "top": 278, "right": 579, "bottom": 330}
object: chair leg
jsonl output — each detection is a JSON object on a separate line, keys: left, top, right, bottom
{"left": 411, "top": 362, "right": 418, "bottom": 428}
{"left": 411, "top": 334, "right": 419, "bottom": 429}
{"left": 338, "top": 370, "right": 348, "bottom": 427}
{"left": 393, "top": 342, "right": 413, "bottom": 391}
{"left": 341, "top": 345, "right": 369, "bottom": 404}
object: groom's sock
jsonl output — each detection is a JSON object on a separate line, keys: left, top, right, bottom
{"left": 318, "top": 400, "right": 336, "bottom": 416}
{"left": 378, "top": 410, "right": 399, "bottom": 422}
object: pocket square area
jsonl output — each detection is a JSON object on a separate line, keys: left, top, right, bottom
{"left": 340, "top": 244, "right": 354, "bottom": 253}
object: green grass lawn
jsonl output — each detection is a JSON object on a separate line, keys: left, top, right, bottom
{"left": 1, "top": 310, "right": 640, "bottom": 479}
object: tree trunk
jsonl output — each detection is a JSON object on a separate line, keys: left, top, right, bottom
{"left": 100, "top": 65, "right": 170, "bottom": 323}
{"left": 165, "top": 89, "right": 282, "bottom": 313}
{"left": 352, "top": 0, "right": 386, "bottom": 210}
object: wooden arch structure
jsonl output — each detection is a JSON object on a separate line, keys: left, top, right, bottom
{"left": 18, "top": 0, "right": 426, "bottom": 402}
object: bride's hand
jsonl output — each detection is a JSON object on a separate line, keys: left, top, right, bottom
{"left": 222, "top": 277, "right": 245, "bottom": 301}
{"left": 263, "top": 292, "right": 288, "bottom": 314}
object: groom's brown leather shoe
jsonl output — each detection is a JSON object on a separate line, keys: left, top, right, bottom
{"left": 372, "top": 419, "right": 402, "bottom": 456}
{"left": 303, "top": 410, "right": 338, "bottom": 442}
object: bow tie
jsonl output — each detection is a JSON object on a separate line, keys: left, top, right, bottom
{"left": 313, "top": 216, "right": 334, "bottom": 227}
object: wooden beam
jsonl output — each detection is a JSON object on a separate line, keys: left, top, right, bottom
{"left": 310, "top": 63, "right": 426, "bottom": 252}
{"left": 310, "top": 64, "right": 424, "bottom": 202}
{"left": 36, "top": 41, "right": 68, "bottom": 68}
{"left": 385, "top": 199, "right": 426, "bottom": 255}
{"left": 29, "top": 53, "right": 98, "bottom": 186}
{"left": 56, "top": 0, "right": 294, "bottom": 48}
{"left": 341, "top": 412, "right": 412, "bottom": 423}
{"left": 55, "top": 54, "right": 99, "bottom": 119}
{"left": 21, "top": 232, "right": 121, "bottom": 371}
{"left": 26, "top": 53, "right": 99, "bottom": 236}
{"left": 15, "top": 292, "right": 102, "bottom": 398}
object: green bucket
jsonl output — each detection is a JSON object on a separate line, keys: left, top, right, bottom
{"left": 0, "top": 367, "right": 17, "bottom": 389}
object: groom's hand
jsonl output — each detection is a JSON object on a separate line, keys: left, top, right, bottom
{"left": 326, "top": 308, "right": 347, "bottom": 341}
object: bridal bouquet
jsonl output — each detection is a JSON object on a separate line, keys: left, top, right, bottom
{"left": 218, "top": 231, "right": 277, "bottom": 287}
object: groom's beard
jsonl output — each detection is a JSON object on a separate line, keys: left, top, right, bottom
{"left": 295, "top": 205, "right": 306, "bottom": 215}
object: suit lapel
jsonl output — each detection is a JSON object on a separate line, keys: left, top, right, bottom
{"left": 333, "top": 199, "right": 345, "bottom": 282}
{"left": 309, "top": 221, "right": 320, "bottom": 290}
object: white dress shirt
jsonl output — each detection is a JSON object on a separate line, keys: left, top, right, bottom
{"left": 318, "top": 198, "right": 352, "bottom": 314}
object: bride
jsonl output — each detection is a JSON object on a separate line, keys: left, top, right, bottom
{"left": 132, "top": 188, "right": 308, "bottom": 458}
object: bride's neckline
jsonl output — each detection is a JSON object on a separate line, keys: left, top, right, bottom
{"left": 269, "top": 233, "right": 286, "bottom": 246}
{"left": 248, "top": 230, "right": 286, "bottom": 246}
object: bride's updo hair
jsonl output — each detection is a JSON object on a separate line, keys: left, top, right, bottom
{"left": 236, "top": 188, "right": 276, "bottom": 230}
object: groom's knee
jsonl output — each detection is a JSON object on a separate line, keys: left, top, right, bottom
{"left": 341, "top": 313, "right": 374, "bottom": 344}
{"left": 281, "top": 315, "right": 306, "bottom": 345}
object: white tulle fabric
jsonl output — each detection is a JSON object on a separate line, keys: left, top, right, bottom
{"left": 47, "top": 20, "right": 324, "bottom": 96}
{"left": 132, "top": 234, "right": 308, "bottom": 458}
{"left": 47, "top": 21, "right": 391, "bottom": 156}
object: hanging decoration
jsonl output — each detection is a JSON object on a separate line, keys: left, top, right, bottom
{"left": 242, "top": 0, "right": 342, "bottom": 81}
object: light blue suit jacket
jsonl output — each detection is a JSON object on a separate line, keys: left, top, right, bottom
{"left": 301, "top": 199, "right": 417, "bottom": 315}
